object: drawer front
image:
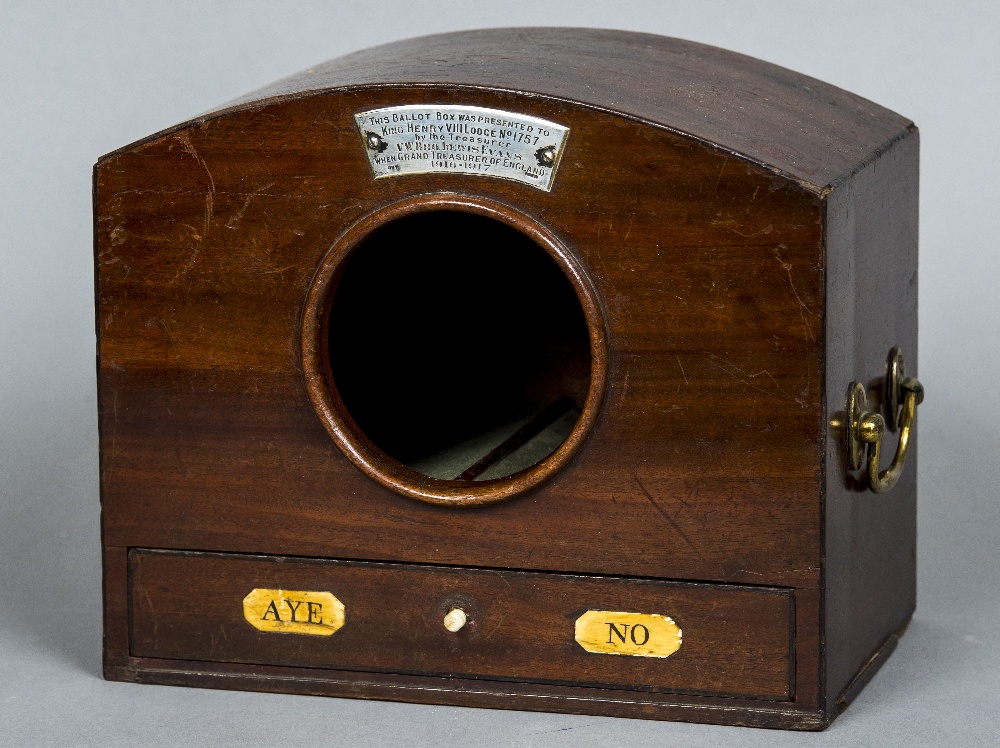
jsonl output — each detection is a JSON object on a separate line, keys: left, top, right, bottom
{"left": 129, "top": 550, "right": 794, "bottom": 700}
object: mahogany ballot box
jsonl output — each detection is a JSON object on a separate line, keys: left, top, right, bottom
{"left": 95, "top": 29, "right": 923, "bottom": 730}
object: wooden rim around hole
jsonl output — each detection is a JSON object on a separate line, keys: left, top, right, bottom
{"left": 301, "top": 193, "right": 608, "bottom": 507}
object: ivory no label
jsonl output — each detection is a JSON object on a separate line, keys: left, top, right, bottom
{"left": 575, "top": 610, "right": 683, "bottom": 658}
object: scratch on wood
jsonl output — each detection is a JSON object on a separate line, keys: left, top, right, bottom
{"left": 482, "top": 606, "right": 506, "bottom": 641}
{"left": 146, "top": 317, "right": 176, "bottom": 350}
{"left": 110, "top": 225, "right": 127, "bottom": 246}
{"left": 675, "top": 486, "right": 694, "bottom": 512}
{"left": 635, "top": 475, "right": 697, "bottom": 553}
{"left": 773, "top": 246, "right": 817, "bottom": 342}
{"left": 708, "top": 354, "right": 793, "bottom": 400}
{"left": 623, "top": 212, "right": 635, "bottom": 241}
{"left": 175, "top": 131, "right": 215, "bottom": 239}
{"left": 676, "top": 355, "right": 689, "bottom": 385}
{"left": 738, "top": 567, "right": 818, "bottom": 578}
{"left": 226, "top": 182, "right": 276, "bottom": 228}
{"left": 257, "top": 264, "right": 299, "bottom": 276}
{"left": 139, "top": 583, "right": 158, "bottom": 641}
{"left": 713, "top": 155, "right": 730, "bottom": 193}
{"left": 709, "top": 218, "right": 775, "bottom": 238}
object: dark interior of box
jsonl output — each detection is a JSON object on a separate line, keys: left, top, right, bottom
{"left": 326, "top": 210, "right": 592, "bottom": 481}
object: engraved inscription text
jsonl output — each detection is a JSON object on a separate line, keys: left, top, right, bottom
{"left": 354, "top": 105, "right": 569, "bottom": 191}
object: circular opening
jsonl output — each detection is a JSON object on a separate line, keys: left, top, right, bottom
{"left": 324, "top": 209, "right": 593, "bottom": 486}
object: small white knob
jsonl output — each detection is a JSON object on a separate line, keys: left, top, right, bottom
{"left": 443, "top": 608, "right": 468, "bottom": 632}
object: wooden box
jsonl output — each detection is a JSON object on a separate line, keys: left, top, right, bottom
{"left": 95, "top": 29, "right": 921, "bottom": 730}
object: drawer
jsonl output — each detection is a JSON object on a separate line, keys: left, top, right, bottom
{"left": 128, "top": 549, "right": 794, "bottom": 701}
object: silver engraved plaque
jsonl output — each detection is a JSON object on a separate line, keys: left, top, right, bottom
{"left": 354, "top": 105, "right": 569, "bottom": 191}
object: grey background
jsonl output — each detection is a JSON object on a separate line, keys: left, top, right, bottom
{"left": 2, "top": 1, "right": 997, "bottom": 745}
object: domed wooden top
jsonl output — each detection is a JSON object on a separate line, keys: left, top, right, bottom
{"left": 148, "top": 28, "right": 915, "bottom": 193}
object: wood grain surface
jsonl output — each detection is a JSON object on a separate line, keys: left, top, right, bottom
{"left": 97, "top": 87, "right": 824, "bottom": 585}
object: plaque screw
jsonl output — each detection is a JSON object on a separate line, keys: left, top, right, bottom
{"left": 535, "top": 145, "right": 557, "bottom": 166}
{"left": 443, "top": 608, "right": 468, "bottom": 633}
{"left": 364, "top": 131, "right": 387, "bottom": 152}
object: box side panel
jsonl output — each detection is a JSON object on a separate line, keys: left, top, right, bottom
{"left": 823, "top": 128, "right": 919, "bottom": 709}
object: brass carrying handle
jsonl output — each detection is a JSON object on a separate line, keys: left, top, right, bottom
{"left": 847, "top": 347, "right": 924, "bottom": 494}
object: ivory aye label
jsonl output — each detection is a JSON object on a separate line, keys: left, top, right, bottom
{"left": 243, "top": 588, "right": 345, "bottom": 636}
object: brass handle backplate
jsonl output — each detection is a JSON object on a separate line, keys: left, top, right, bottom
{"left": 847, "top": 347, "right": 924, "bottom": 494}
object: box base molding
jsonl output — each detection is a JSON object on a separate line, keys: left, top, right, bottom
{"left": 834, "top": 619, "right": 910, "bottom": 715}
{"left": 105, "top": 658, "right": 829, "bottom": 731}
{"left": 103, "top": 617, "right": 912, "bottom": 730}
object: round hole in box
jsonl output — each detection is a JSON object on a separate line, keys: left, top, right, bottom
{"left": 303, "top": 198, "right": 607, "bottom": 506}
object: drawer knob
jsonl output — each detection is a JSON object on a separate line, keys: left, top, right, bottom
{"left": 443, "top": 608, "right": 468, "bottom": 632}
